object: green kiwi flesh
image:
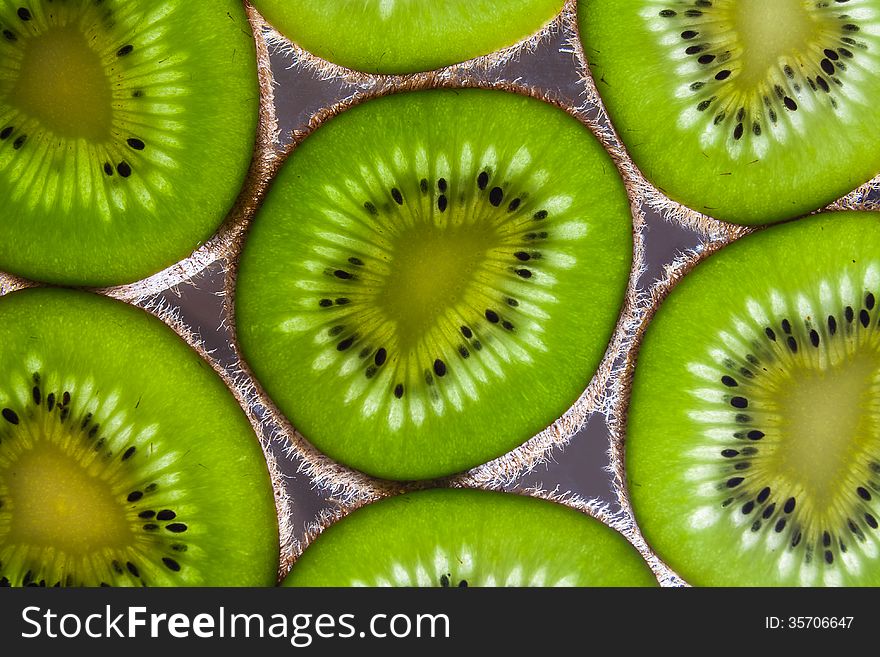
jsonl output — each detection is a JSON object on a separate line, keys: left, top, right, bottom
{"left": 0, "top": 288, "right": 278, "bottom": 586}
{"left": 0, "top": 0, "right": 259, "bottom": 286}
{"left": 628, "top": 211, "right": 880, "bottom": 586}
{"left": 579, "top": 0, "right": 880, "bottom": 225}
{"left": 236, "top": 88, "right": 632, "bottom": 480}
{"left": 283, "top": 489, "right": 656, "bottom": 586}
{"left": 252, "top": 0, "right": 564, "bottom": 74}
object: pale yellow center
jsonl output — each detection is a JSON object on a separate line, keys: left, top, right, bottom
{"left": 12, "top": 26, "right": 112, "bottom": 140}
{"left": 5, "top": 445, "right": 131, "bottom": 551}
{"left": 381, "top": 223, "right": 496, "bottom": 349}
{"left": 732, "top": 0, "right": 819, "bottom": 86}
{"left": 772, "top": 352, "right": 880, "bottom": 502}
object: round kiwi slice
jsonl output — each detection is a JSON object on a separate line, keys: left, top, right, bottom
{"left": 0, "top": 288, "right": 278, "bottom": 586}
{"left": 235, "top": 87, "right": 633, "bottom": 481}
{"left": 251, "top": 0, "right": 564, "bottom": 74}
{"left": 627, "top": 210, "right": 880, "bottom": 586}
{"left": 0, "top": 0, "right": 260, "bottom": 286}
{"left": 282, "top": 488, "right": 656, "bottom": 586}
{"left": 578, "top": 1, "right": 880, "bottom": 225}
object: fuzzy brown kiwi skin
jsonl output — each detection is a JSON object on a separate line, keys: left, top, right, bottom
{"left": 606, "top": 239, "right": 732, "bottom": 587}
{"left": 221, "top": 71, "right": 643, "bottom": 502}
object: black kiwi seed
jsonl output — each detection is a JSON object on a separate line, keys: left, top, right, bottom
{"left": 1, "top": 409, "right": 19, "bottom": 425}
{"left": 460, "top": 326, "right": 473, "bottom": 339}
{"left": 117, "top": 161, "right": 132, "bottom": 178}
{"left": 438, "top": 195, "right": 447, "bottom": 212}
{"left": 721, "top": 375, "right": 737, "bottom": 387}
{"left": 0, "top": 126, "right": 13, "bottom": 140}
{"left": 156, "top": 510, "right": 176, "bottom": 521}
{"left": 165, "top": 523, "right": 188, "bottom": 533}
{"left": 433, "top": 359, "right": 447, "bottom": 377}
{"left": 162, "top": 558, "right": 181, "bottom": 572}
{"left": 126, "top": 562, "right": 140, "bottom": 577}
{"left": 485, "top": 309, "right": 499, "bottom": 323}
{"left": 477, "top": 171, "right": 489, "bottom": 190}
{"left": 764, "top": 327, "right": 776, "bottom": 341}
{"left": 364, "top": 201, "right": 378, "bottom": 215}
{"left": 17, "top": 7, "right": 31, "bottom": 21}
{"left": 393, "top": 384, "right": 404, "bottom": 399}
{"left": 374, "top": 348, "right": 387, "bottom": 366}
{"left": 139, "top": 511, "right": 155, "bottom": 519}
{"left": 391, "top": 188, "right": 403, "bottom": 205}
{"left": 126, "top": 138, "right": 145, "bottom": 151}
{"left": 784, "top": 497, "right": 796, "bottom": 514}
{"left": 117, "top": 44, "right": 134, "bottom": 57}
{"left": 121, "top": 446, "right": 136, "bottom": 461}
{"left": 103, "top": 162, "right": 113, "bottom": 176}
{"left": 127, "top": 491, "right": 143, "bottom": 502}
{"left": 489, "top": 187, "right": 503, "bottom": 207}
{"left": 13, "top": 135, "right": 27, "bottom": 150}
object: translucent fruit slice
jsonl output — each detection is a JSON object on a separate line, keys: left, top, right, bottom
{"left": 282, "top": 489, "right": 656, "bottom": 586}
{"left": 0, "top": 0, "right": 259, "bottom": 285}
{"left": 0, "top": 288, "right": 278, "bottom": 586}
{"left": 251, "top": 0, "right": 564, "bottom": 74}
{"left": 628, "top": 211, "right": 880, "bottom": 586}
{"left": 235, "top": 88, "right": 633, "bottom": 480}
{"left": 579, "top": 1, "right": 880, "bottom": 225}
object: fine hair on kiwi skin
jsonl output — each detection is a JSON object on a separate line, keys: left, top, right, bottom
{"left": 0, "top": 0, "right": 276, "bottom": 288}
{"left": 281, "top": 486, "right": 660, "bottom": 587}
{"left": 256, "top": 0, "right": 576, "bottom": 84}
{"left": 224, "top": 73, "right": 644, "bottom": 493}
{"left": 575, "top": 0, "right": 880, "bottom": 228}
{"left": 608, "top": 237, "right": 732, "bottom": 587}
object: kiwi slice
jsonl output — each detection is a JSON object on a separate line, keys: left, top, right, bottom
{"left": 578, "top": 1, "right": 880, "bottom": 225}
{"left": 282, "top": 489, "right": 656, "bottom": 586}
{"left": 626, "top": 211, "right": 880, "bottom": 586}
{"left": 251, "top": 0, "right": 565, "bottom": 74}
{"left": 0, "top": 287, "right": 278, "bottom": 586}
{"left": 0, "top": 0, "right": 260, "bottom": 286}
{"left": 235, "top": 87, "right": 633, "bottom": 481}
